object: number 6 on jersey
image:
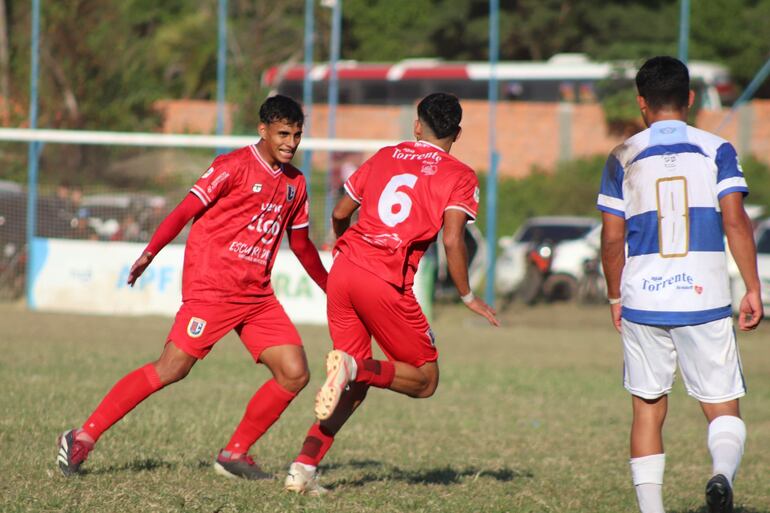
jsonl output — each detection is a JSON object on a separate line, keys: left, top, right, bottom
{"left": 378, "top": 174, "right": 418, "bottom": 227}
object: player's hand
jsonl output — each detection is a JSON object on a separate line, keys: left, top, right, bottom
{"left": 127, "top": 251, "right": 154, "bottom": 287}
{"left": 738, "top": 290, "right": 763, "bottom": 331}
{"left": 464, "top": 297, "right": 499, "bottom": 326}
{"left": 610, "top": 303, "right": 622, "bottom": 333}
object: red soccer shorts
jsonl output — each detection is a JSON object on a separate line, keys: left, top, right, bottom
{"left": 167, "top": 295, "right": 302, "bottom": 361}
{"left": 327, "top": 253, "right": 437, "bottom": 367}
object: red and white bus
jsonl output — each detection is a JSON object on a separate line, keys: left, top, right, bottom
{"left": 262, "top": 53, "right": 734, "bottom": 110}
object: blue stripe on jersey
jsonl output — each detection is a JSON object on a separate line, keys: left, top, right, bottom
{"left": 715, "top": 142, "right": 743, "bottom": 182}
{"left": 599, "top": 154, "right": 624, "bottom": 199}
{"left": 597, "top": 204, "right": 625, "bottom": 218}
{"left": 718, "top": 186, "right": 749, "bottom": 200}
{"left": 627, "top": 208, "right": 724, "bottom": 256}
{"left": 629, "top": 143, "right": 708, "bottom": 165}
{"left": 622, "top": 304, "right": 732, "bottom": 326}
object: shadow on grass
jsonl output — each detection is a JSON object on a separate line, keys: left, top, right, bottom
{"left": 85, "top": 458, "right": 174, "bottom": 475}
{"left": 325, "top": 462, "right": 531, "bottom": 490}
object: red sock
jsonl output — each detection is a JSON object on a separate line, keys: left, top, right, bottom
{"left": 224, "top": 379, "right": 296, "bottom": 454}
{"left": 81, "top": 363, "right": 163, "bottom": 443}
{"left": 354, "top": 359, "right": 395, "bottom": 388}
{"left": 296, "top": 423, "right": 335, "bottom": 467}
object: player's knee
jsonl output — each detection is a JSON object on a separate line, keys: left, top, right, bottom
{"left": 154, "top": 360, "right": 192, "bottom": 385}
{"left": 275, "top": 361, "right": 310, "bottom": 393}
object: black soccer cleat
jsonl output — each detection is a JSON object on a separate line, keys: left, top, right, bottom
{"left": 213, "top": 450, "right": 273, "bottom": 480}
{"left": 705, "top": 474, "right": 734, "bottom": 513}
{"left": 56, "top": 429, "right": 93, "bottom": 476}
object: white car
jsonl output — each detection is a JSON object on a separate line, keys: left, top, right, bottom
{"left": 495, "top": 216, "right": 598, "bottom": 297}
{"left": 730, "top": 217, "right": 770, "bottom": 312}
{"left": 545, "top": 223, "right": 604, "bottom": 301}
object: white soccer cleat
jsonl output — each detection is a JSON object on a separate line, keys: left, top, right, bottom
{"left": 314, "top": 350, "right": 355, "bottom": 420}
{"left": 284, "top": 462, "right": 328, "bottom": 496}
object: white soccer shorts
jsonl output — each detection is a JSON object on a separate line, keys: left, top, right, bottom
{"left": 621, "top": 317, "right": 746, "bottom": 403}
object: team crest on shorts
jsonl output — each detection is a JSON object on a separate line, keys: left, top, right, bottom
{"left": 187, "top": 317, "right": 207, "bottom": 338}
{"left": 287, "top": 185, "right": 296, "bottom": 201}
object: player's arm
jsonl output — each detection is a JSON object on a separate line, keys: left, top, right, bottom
{"left": 600, "top": 212, "right": 625, "bottom": 332}
{"left": 443, "top": 209, "right": 499, "bottom": 326}
{"left": 288, "top": 227, "right": 328, "bottom": 292}
{"left": 127, "top": 193, "right": 205, "bottom": 286}
{"left": 331, "top": 194, "right": 359, "bottom": 239}
{"left": 721, "top": 192, "right": 763, "bottom": 330}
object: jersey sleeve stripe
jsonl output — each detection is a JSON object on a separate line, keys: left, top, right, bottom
{"left": 597, "top": 193, "right": 624, "bottom": 212}
{"left": 717, "top": 176, "right": 749, "bottom": 196}
{"left": 290, "top": 222, "right": 310, "bottom": 229}
{"left": 343, "top": 182, "right": 361, "bottom": 203}
{"left": 190, "top": 185, "right": 211, "bottom": 205}
{"left": 445, "top": 205, "right": 477, "bottom": 219}
{"left": 597, "top": 204, "right": 625, "bottom": 218}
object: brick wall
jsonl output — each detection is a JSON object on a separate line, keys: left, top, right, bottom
{"left": 158, "top": 99, "right": 770, "bottom": 178}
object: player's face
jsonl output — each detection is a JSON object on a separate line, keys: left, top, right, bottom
{"left": 258, "top": 119, "right": 303, "bottom": 166}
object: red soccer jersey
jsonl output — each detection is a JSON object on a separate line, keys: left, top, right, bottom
{"left": 183, "top": 144, "right": 310, "bottom": 302}
{"left": 336, "top": 140, "right": 479, "bottom": 289}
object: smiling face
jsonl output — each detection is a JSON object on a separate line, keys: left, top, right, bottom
{"left": 257, "top": 119, "right": 303, "bottom": 168}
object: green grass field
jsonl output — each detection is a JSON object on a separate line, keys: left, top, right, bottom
{"left": 1, "top": 302, "right": 768, "bottom": 513}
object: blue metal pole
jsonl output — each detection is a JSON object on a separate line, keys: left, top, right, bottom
{"left": 678, "top": 0, "right": 689, "bottom": 64}
{"left": 302, "top": 0, "right": 315, "bottom": 207}
{"left": 25, "top": 0, "right": 41, "bottom": 306}
{"left": 716, "top": 55, "right": 770, "bottom": 134}
{"left": 324, "top": 0, "right": 342, "bottom": 231}
{"left": 484, "top": 0, "right": 500, "bottom": 306}
{"left": 215, "top": 0, "right": 227, "bottom": 154}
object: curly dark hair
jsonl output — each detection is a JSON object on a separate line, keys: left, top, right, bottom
{"left": 417, "top": 92, "right": 462, "bottom": 139}
{"left": 636, "top": 56, "right": 690, "bottom": 111}
{"left": 259, "top": 94, "right": 305, "bottom": 125}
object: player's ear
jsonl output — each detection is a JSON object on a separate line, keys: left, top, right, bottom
{"left": 687, "top": 89, "right": 695, "bottom": 108}
{"left": 413, "top": 119, "right": 422, "bottom": 140}
{"left": 258, "top": 122, "right": 267, "bottom": 138}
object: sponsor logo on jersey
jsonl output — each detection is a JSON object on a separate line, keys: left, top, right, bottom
{"left": 207, "top": 171, "right": 230, "bottom": 193}
{"left": 663, "top": 153, "right": 677, "bottom": 168}
{"left": 641, "top": 273, "right": 694, "bottom": 293}
{"left": 253, "top": 183, "right": 262, "bottom": 193}
{"left": 201, "top": 167, "right": 214, "bottom": 179}
{"left": 187, "top": 317, "right": 207, "bottom": 338}
{"left": 287, "top": 185, "right": 296, "bottom": 201}
{"left": 694, "top": 285, "right": 703, "bottom": 294}
{"left": 392, "top": 147, "right": 443, "bottom": 162}
{"left": 420, "top": 160, "right": 438, "bottom": 175}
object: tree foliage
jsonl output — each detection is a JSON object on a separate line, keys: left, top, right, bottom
{"left": 2, "top": 0, "right": 769, "bottom": 136}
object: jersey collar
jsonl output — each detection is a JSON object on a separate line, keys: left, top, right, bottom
{"left": 250, "top": 144, "right": 284, "bottom": 178}
{"left": 415, "top": 140, "right": 448, "bottom": 154}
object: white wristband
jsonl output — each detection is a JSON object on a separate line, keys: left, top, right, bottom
{"left": 460, "top": 291, "right": 475, "bottom": 304}
{"left": 608, "top": 297, "right": 621, "bottom": 305}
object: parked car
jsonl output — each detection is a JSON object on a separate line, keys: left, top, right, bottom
{"left": 495, "top": 216, "right": 599, "bottom": 301}
{"left": 729, "top": 217, "right": 770, "bottom": 313}
{"left": 546, "top": 223, "right": 604, "bottom": 302}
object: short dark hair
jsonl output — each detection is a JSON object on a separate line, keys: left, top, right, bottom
{"left": 635, "top": 56, "right": 690, "bottom": 110}
{"left": 417, "top": 92, "right": 462, "bottom": 139}
{"left": 259, "top": 94, "right": 304, "bottom": 125}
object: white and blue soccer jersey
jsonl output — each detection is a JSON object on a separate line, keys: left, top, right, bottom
{"left": 597, "top": 120, "right": 748, "bottom": 326}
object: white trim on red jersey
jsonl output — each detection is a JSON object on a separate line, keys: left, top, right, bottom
{"left": 191, "top": 185, "right": 212, "bottom": 205}
{"left": 250, "top": 144, "right": 284, "bottom": 178}
{"left": 343, "top": 182, "right": 362, "bottom": 203}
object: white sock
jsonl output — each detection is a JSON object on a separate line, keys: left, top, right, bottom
{"left": 708, "top": 415, "right": 746, "bottom": 487}
{"left": 630, "top": 454, "right": 666, "bottom": 513}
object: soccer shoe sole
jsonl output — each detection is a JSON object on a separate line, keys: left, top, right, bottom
{"left": 705, "top": 474, "right": 734, "bottom": 513}
{"left": 314, "top": 350, "right": 351, "bottom": 420}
